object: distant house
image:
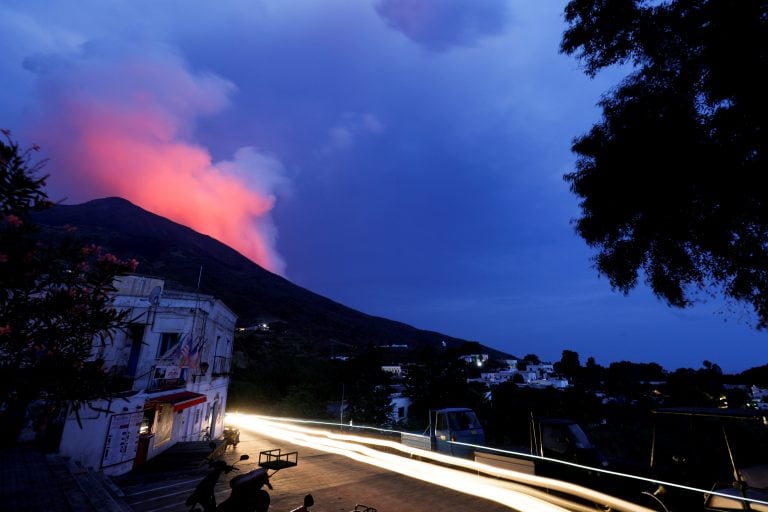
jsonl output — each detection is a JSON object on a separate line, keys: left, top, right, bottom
{"left": 57, "top": 275, "right": 237, "bottom": 476}
{"left": 389, "top": 385, "right": 411, "bottom": 424}
{"left": 525, "top": 362, "right": 555, "bottom": 380}
{"left": 479, "top": 370, "right": 517, "bottom": 385}
{"left": 504, "top": 359, "right": 519, "bottom": 372}
{"left": 381, "top": 365, "right": 404, "bottom": 376}
{"left": 519, "top": 378, "right": 570, "bottom": 390}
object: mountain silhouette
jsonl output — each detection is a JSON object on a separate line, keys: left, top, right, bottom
{"left": 33, "top": 197, "right": 499, "bottom": 356}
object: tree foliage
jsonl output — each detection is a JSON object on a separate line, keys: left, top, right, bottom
{"left": 341, "top": 347, "right": 394, "bottom": 426}
{"left": 0, "top": 133, "right": 136, "bottom": 442}
{"left": 404, "top": 345, "right": 488, "bottom": 426}
{"left": 561, "top": 1, "right": 768, "bottom": 325}
{"left": 554, "top": 349, "right": 582, "bottom": 382}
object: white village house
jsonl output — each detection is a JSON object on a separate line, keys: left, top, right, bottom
{"left": 57, "top": 275, "right": 237, "bottom": 476}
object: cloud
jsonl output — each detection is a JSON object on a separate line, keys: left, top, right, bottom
{"left": 323, "top": 112, "right": 385, "bottom": 152}
{"left": 22, "top": 42, "right": 287, "bottom": 274}
{"left": 375, "top": 0, "right": 508, "bottom": 52}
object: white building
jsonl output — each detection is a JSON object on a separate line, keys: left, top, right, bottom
{"left": 525, "top": 362, "right": 555, "bottom": 379}
{"left": 381, "top": 365, "right": 404, "bottom": 377}
{"left": 389, "top": 385, "right": 411, "bottom": 424}
{"left": 57, "top": 275, "right": 237, "bottom": 476}
{"left": 479, "top": 370, "right": 517, "bottom": 385}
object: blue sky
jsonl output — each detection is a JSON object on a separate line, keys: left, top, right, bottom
{"left": 2, "top": 0, "right": 764, "bottom": 373}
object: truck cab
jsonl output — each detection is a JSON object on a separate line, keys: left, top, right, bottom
{"left": 432, "top": 407, "right": 485, "bottom": 458}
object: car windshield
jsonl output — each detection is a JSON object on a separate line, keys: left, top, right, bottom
{"left": 448, "top": 411, "right": 480, "bottom": 431}
{"left": 567, "top": 423, "right": 594, "bottom": 449}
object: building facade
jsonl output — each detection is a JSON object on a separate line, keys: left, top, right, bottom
{"left": 57, "top": 275, "right": 237, "bottom": 476}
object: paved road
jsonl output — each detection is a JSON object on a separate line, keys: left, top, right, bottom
{"left": 113, "top": 428, "right": 520, "bottom": 512}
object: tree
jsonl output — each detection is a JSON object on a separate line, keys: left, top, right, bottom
{"left": 341, "top": 347, "right": 394, "bottom": 427}
{"left": 404, "top": 345, "right": 488, "bottom": 425}
{"left": 0, "top": 132, "right": 136, "bottom": 444}
{"left": 554, "top": 349, "right": 581, "bottom": 382}
{"left": 518, "top": 353, "right": 540, "bottom": 371}
{"left": 581, "top": 356, "right": 605, "bottom": 388}
{"left": 665, "top": 362, "right": 724, "bottom": 407}
{"left": 561, "top": 1, "right": 768, "bottom": 325}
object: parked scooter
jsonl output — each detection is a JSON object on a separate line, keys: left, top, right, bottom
{"left": 217, "top": 467, "right": 273, "bottom": 512}
{"left": 186, "top": 454, "right": 250, "bottom": 512}
{"left": 187, "top": 447, "right": 297, "bottom": 512}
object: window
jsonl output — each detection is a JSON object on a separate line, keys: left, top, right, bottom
{"left": 448, "top": 410, "right": 479, "bottom": 431}
{"left": 158, "top": 332, "right": 180, "bottom": 357}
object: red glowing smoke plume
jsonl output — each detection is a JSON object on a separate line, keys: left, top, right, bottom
{"left": 24, "top": 47, "right": 286, "bottom": 274}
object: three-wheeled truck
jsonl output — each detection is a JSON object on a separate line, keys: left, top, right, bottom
{"left": 400, "top": 407, "right": 485, "bottom": 458}
{"left": 400, "top": 408, "right": 607, "bottom": 471}
{"left": 642, "top": 407, "right": 768, "bottom": 512}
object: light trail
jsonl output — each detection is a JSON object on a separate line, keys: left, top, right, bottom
{"left": 228, "top": 413, "right": 768, "bottom": 511}
{"left": 227, "top": 413, "right": 659, "bottom": 512}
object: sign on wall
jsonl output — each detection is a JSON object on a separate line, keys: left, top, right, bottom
{"left": 101, "top": 411, "right": 144, "bottom": 468}
{"left": 154, "top": 366, "right": 181, "bottom": 379}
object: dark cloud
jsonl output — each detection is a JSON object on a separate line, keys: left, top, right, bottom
{"left": 375, "top": 0, "right": 508, "bottom": 51}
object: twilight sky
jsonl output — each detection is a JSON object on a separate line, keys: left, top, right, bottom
{"left": 2, "top": 0, "right": 764, "bottom": 373}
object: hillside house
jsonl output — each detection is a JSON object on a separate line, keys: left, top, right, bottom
{"left": 381, "top": 365, "right": 404, "bottom": 377}
{"left": 57, "top": 275, "right": 237, "bottom": 476}
{"left": 389, "top": 385, "right": 412, "bottom": 424}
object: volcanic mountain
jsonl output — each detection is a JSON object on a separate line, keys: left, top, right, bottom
{"left": 33, "top": 197, "right": 500, "bottom": 357}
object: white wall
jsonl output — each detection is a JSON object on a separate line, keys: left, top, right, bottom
{"left": 59, "top": 394, "right": 146, "bottom": 476}
{"left": 58, "top": 275, "right": 237, "bottom": 475}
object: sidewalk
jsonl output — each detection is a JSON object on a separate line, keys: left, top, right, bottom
{"left": 0, "top": 446, "right": 131, "bottom": 512}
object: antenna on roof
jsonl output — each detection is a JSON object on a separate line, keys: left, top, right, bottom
{"left": 197, "top": 265, "right": 203, "bottom": 290}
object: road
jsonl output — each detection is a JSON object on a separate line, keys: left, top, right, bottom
{"left": 114, "top": 414, "right": 658, "bottom": 512}
{"left": 114, "top": 427, "right": 523, "bottom": 512}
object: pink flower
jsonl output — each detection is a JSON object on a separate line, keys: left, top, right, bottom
{"left": 5, "top": 214, "right": 22, "bottom": 227}
{"left": 98, "top": 253, "right": 119, "bottom": 264}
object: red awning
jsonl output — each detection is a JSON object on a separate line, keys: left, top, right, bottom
{"left": 148, "top": 391, "right": 207, "bottom": 412}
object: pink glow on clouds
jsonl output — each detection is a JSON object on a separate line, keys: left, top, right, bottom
{"left": 24, "top": 48, "right": 286, "bottom": 274}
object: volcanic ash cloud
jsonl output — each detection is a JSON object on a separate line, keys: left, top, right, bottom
{"left": 23, "top": 45, "right": 287, "bottom": 274}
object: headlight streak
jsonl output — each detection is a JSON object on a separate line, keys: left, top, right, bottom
{"left": 227, "top": 413, "right": 657, "bottom": 512}
{"left": 228, "top": 412, "right": 768, "bottom": 510}
{"left": 230, "top": 413, "right": 570, "bottom": 512}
